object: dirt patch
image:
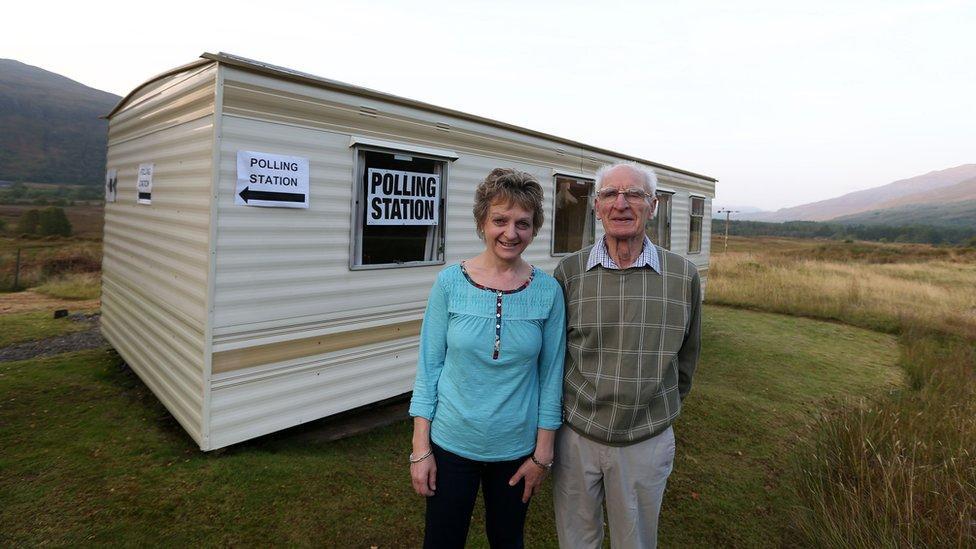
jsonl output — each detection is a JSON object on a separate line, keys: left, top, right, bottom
{"left": 0, "top": 315, "right": 106, "bottom": 362}
{"left": 0, "top": 289, "right": 99, "bottom": 314}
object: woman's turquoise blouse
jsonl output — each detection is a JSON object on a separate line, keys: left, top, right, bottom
{"left": 409, "top": 264, "right": 566, "bottom": 461}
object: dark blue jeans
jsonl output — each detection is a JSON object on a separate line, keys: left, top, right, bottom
{"left": 423, "top": 443, "right": 530, "bottom": 548}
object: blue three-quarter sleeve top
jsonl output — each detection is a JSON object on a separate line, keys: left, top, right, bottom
{"left": 409, "top": 264, "right": 566, "bottom": 461}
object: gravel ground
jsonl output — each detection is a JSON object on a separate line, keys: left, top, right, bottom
{"left": 0, "top": 316, "right": 107, "bottom": 362}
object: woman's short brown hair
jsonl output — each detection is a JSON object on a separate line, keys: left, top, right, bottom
{"left": 473, "top": 168, "right": 545, "bottom": 239}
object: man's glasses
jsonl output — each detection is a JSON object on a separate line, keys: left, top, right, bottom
{"left": 595, "top": 187, "right": 653, "bottom": 203}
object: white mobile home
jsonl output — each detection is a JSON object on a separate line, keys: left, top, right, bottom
{"left": 101, "top": 52, "right": 716, "bottom": 450}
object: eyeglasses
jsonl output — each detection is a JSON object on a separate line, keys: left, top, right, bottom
{"left": 595, "top": 187, "right": 654, "bottom": 203}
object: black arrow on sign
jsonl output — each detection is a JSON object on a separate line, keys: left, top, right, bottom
{"left": 238, "top": 187, "right": 306, "bottom": 204}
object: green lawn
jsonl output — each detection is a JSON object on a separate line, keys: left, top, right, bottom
{"left": 0, "top": 310, "right": 94, "bottom": 348}
{"left": 0, "top": 306, "right": 900, "bottom": 547}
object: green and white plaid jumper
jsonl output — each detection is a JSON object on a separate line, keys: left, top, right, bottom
{"left": 554, "top": 241, "right": 702, "bottom": 445}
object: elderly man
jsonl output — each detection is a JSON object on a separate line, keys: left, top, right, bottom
{"left": 552, "top": 162, "right": 702, "bottom": 548}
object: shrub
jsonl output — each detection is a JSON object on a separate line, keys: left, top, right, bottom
{"left": 37, "top": 207, "right": 72, "bottom": 236}
{"left": 17, "top": 209, "right": 40, "bottom": 234}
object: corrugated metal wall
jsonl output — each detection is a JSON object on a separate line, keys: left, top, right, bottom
{"left": 101, "top": 65, "right": 216, "bottom": 446}
{"left": 205, "top": 65, "right": 714, "bottom": 448}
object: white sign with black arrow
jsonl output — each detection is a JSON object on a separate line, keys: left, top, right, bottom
{"left": 236, "top": 150, "right": 310, "bottom": 209}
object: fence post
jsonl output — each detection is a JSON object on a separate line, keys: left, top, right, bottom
{"left": 12, "top": 248, "right": 21, "bottom": 291}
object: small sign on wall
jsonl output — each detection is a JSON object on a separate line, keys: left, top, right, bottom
{"left": 366, "top": 168, "right": 440, "bottom": 225}
{"left": 236, "top": 151, "right": 310, "bottom": 209}
{"left": 105, "top": 169, "right": 118, "bottom": 203}
{"left": 137, "top": 163, "right": 154, "bottom": 205}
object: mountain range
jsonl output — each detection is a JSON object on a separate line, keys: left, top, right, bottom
{"left": 737, "top": 164, "right": 976, "bottom": 228}
{"left": 0, "top": 59, "right": 120, "bottom": 185}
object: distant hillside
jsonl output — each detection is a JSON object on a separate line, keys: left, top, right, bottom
{"left": 743, "top": 164, "right": 976, "bottom": 222}
{"left": 871, "top": 176, "right": 976, "bottom": 210}
{"left": 832, "top": 200, "right": 976, "bottom": 229}
{"left": 0, "top": 59, "right": 120, "bottom": 185}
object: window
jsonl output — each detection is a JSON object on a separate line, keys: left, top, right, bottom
{"left": 552, "top": 175, "right": 595, "bottom": 255}
{"left": 689, "top": 196, "right": 705, "bottom": 254}
{"left": 351, "top": 148, "right": 447, "bottom": 268}
{"left": 645, "top": 191, "right": 672, "bottom": 250}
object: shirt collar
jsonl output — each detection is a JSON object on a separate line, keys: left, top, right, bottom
{"left": 586, "top": 235, "right": 661, "bottom": 272}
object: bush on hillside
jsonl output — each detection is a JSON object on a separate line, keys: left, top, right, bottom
{"left": 17, "top": 209, "right": 40, "bottom": 234}
{"left": 37, "top": 207, "right": 72, "bottom": 236}
{"left": 16, "top": 207, "right": 73, "bottom": 237}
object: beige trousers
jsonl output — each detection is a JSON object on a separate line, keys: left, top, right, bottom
{"left": 553, "top": 425, "right": 675, "bottom": 549}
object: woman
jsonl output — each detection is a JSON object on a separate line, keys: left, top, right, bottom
{"left": 408, "top": 168, "right": 566, "bottom": 548}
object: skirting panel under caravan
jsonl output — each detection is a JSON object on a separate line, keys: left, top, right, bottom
{"left": 208, "top": 337, "right": 418, "bottom": 449}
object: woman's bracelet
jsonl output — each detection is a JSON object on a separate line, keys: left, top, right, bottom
{"left": 409, "top": 448, "right": 433, "bottom": 464}
{"left": 530, "top": 455, "right": 553, "bottom": 471}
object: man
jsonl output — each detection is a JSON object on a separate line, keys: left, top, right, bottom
{"left": 553, "top": 163, "right": 702, "bottom": 548}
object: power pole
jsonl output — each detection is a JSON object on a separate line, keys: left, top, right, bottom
{"left": 716, "top": 209, "right": 738, "bottom": 252}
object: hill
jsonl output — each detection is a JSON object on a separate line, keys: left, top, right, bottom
{"left": 742, "top": 164, "right": 976, "bottom": 222}
{"left": 0, "top": 59, "right": 120, "bottom": 185}
{"left": 872, "top": 176, "right": 976, "bottom": 210}
{"left": 831, "top": 199, "right": 976, "bottom": 228}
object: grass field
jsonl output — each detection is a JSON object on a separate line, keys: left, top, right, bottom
{"left": 0, "top": 237, "right": 101, "bottom": 293}
{"left": 709, "top": 236, "right": 976, "bottom": 547}
{"left": 0, "top": 310, "right": 95, "bottom": 347}
{"left": 0, "top": 202, "right": 103, "bottom": 293}
{"left": 0, "top": 305, "right": 900, "bottom": 547}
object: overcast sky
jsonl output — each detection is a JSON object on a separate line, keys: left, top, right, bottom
{"left": 3, "top": 0, "right": 973, "bottom": 210}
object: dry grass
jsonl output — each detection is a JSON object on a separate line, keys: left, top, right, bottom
{"left": 707, "top": 238, "right": 976, "bottom": 547}
{"left": 0, "top": 239, "right": 101, "bottom": 291}
{"left": 709, "top": 253, "right": 976, "bottom": 339}
{"left": 792, "top": 332, "right": 975, "bottom": 547}
{"left": 34, "top": 272, "right": 101, "bottom": 300}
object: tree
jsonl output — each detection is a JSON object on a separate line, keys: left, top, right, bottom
{"left": 37, "top": 207, "right": 72, "bottom": 236}
{"left": 17, "top": 209, "right": 40, "bottom": 234}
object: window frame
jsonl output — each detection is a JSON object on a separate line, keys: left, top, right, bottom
{"left": 688, "top": 195, "right": 705, "bottom": 254}
{"left": 646, "top": 189, "right": 674, "bottom": 251}
{"left": 349, "top": 144, "right": 452, "bottom": 270}
{"left": 550, "top": 172, "right": 596, "bottom": 257}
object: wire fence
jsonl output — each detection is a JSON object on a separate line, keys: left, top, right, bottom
{"left": 0, "top": 243, "right": 102, "bottom": 292}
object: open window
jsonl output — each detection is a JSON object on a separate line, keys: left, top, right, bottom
{"left": 351, "top": 146, "right": 449, "bottom": 269}
{"left": 552, "top": 175, "right": 595, "bottom": 255}
{"left": 689, "top": 195, "right": 705, "bottom": 254}
{"left": 646, "top": 190, "right": 673, "bottom": 250}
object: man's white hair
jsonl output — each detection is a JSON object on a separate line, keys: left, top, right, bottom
{"left": 594, "top": 162, "right": 658, "bottom": 196}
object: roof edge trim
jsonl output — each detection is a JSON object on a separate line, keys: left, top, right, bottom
{"left": 103, "top": 58, "right": 213, "bottom": 119}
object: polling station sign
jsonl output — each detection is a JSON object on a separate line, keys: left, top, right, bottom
{"left": 137, "top": 163, "right": 153, "bottom": 205}
{"left": 366, "top": 169, "right": 440, "bottom": 225}
{"left": 236, "top": 151, "right": 310, "bottom": 209}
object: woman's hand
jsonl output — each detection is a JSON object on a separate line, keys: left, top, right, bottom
{"left": 508, "top": 458, "right": 549, "bottom": 503}
{"left": 410, "top": 417, "right": 436, "bottom": 496}
{"left": 411, "top": 455, "right": 437, "bottom": 497}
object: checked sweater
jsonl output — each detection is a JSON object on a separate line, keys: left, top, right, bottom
{"left": 554, "top": 244, "right": 702, "bottom": 446}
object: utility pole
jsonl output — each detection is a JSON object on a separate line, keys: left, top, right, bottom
{"left": 716, "top": 209, "right": 738, "bottom": 252}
